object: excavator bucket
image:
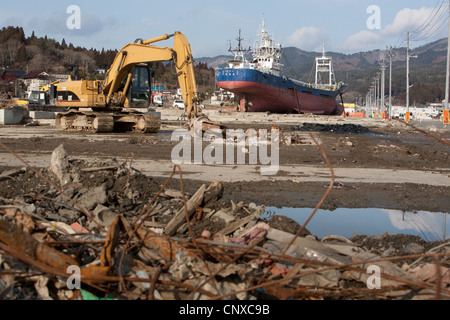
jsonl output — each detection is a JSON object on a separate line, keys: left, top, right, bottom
{"left": 188, "top": 114, "right": 225, "bottom": 138}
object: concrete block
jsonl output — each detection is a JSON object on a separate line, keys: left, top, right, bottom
{"left": 0, "top": 106, "right": 28, "bottom": 125}
{"left": 29, "top": 111, "right": 56, "bottom": 119}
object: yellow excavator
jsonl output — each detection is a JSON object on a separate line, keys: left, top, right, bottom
{"left": 41, "top": 32, "right": 221, "bottom": 134}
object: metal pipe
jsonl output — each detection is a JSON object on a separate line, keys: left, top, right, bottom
{"left": 141, "top": 34, "right": 174, "bottom": 46}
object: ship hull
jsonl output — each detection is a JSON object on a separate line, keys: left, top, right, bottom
{"left": 216, "top": 68, "right": 347, "bottom": 115}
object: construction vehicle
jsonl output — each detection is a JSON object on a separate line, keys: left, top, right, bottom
{"left": 151, "top": 93, "right": 164, "bottom": 107}
{"left": 36, "top": 32, "right": 221, "bottom": 134}
{"left": 28, "top": 79, "right": 68, "bottom": 106}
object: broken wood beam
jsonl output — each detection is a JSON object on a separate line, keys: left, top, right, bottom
{"left": 164, "top": 184, "right": 206, "bottom": 236}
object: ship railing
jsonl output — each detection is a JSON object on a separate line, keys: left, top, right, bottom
{"left": 291, "top": 78, "right": 345, "bottom": 91}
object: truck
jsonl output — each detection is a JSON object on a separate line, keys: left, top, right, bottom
{"left": 32, "top": 32, "right": 221, "bottom": 134}
{"left": 152, "top": 93, "right": 164, "bottom": 107}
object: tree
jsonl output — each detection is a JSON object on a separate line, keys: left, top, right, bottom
{"left": 13, "top": 45, "right": 27, "bottom": 67}
{"left": 0, "top": 26, "right": 25, "bottom": 44}
{"left": 62, "top": 50, "right": 82, "bottom": 71}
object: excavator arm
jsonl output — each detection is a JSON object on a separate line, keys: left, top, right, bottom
{"left": 102, "top": 32, "right": 222, "bottom": 133}
{"left": 171, "top": 32, "right": 201, "bottom": 120}
{"left": 102, "top": 34, "right": 174, "bottom": 106}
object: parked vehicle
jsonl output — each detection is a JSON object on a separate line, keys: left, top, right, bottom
{"left": 173, "top": 100, "right": 185, "bottom": 109}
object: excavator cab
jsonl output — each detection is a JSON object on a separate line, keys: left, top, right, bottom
{"left": 28, "top": 90, "right": 49, "bottom": 106}
{"left": 115, "top": 64, "right": 152, "bottom": 108}
{"left": 128, "top": 64, "right": 152, "bottom": 108}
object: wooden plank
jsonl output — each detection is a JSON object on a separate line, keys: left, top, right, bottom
{"left": 164, "top": 184, "right": 206, "bottom": 236}
{"left": 221, "top": 208, "right": 265, "bottom": 237}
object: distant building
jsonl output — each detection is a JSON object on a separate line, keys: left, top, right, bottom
{"left": 50, "top": 74, "right": 71, "bottom": 80}
{"left": 21, "top": 70, "right": 71, "bottom": 97}
{"left": 391, "top": 105, "right": 440, "bottom": 120}
{"left": 22, "top": 70, "right": 51, "bottom": 94}
{"left": 211, "top": 89, "right": 234, "bottom": 105}
{"left": 344, "top": 103, "right": 356, "bottom": 114}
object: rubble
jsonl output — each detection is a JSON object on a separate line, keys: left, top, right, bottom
{"left": 0, "top": 144, "right": 449, "bottom": 300}
{"left": 291, "top": 123, "right": 371, "bottom": 134}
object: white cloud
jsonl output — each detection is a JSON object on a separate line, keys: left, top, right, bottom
{"left": 341, "top": 30, "right": 384, "bottom": 52}
{"left": 285, "top": 27, "right": 328, "bottom": 51}
{"left": 381, "top": 7, "right": 436, "bottom": 37}
{"left": 339, "top": 6, "right": 448, "bottom": 53}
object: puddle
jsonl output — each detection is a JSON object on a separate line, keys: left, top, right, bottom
{"left": 263, "top": 207, "right": 449, "bottom": 242}
{"left": 367, "top": 132, "right": 434, "bottom": 145}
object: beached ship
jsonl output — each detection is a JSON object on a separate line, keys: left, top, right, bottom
{"left": 215, "top": 19, "right": 348, "bottom": 115}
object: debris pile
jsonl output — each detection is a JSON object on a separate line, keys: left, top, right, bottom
{"left": 0, "top": 144, "right": 449, "bottom": 300}
{"left": 292, "top": 123, "right": 370, "bottom": 134}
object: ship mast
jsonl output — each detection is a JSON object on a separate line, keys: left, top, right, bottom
{"left": 315, "top": 43, "right": 336, "bottom": 87}
{"left": 228, "top": 29, "right": 251, "bottom": 63}
{"left": 253, "top": 16, "right": 283, "bottom": 74}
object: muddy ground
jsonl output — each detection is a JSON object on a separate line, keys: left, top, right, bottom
{"left": 0, "top": 118, "right": 449, "bottom": 300}
{"left": 1, "top": 119, "right": 449, "bottom": 215}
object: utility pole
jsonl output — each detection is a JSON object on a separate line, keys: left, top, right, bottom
{"left": 380, "top": 54, "right": 386, "bottom": 117}
{"left": 388, "top": 46, "right": 393, "bottom": 119}
{"left": 365, "top": 92, "right": 369, "bottom": 115}
{"left": 377, "top": 73, "right": 381, "bottom": 115}
{"left": 406, "top": 31, "right": 418, "bottom": 117}
{"left": 445, "top": 0, "right": 450, "bottom": 110}
{"left": 406, "top": 31, "right": 410, "bottom": 113}
{"left": 372, "top": 77, "right": 378, "bottom": 115}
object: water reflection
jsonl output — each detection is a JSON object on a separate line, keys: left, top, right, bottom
{"left": 263, "top": 207, "right": 449, "bottom": 242}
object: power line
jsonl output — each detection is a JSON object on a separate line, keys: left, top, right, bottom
{"left": 411, "top": 0, "right": 446, "bottom": 35}
{"left": 393, "top": 31, "right": 406, "bottom": 48}
{"left": 391, "top": 2, "right": 448, "bottom": 48}
{"left": 411, "top": 2, "right": 449, "bottom": 42}
{"left": 412, "top": 9, "right": 449, "bottom": 42}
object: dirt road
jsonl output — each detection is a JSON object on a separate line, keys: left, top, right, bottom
{"left": 0, "top": 116, "right": 449, "bottom": 213}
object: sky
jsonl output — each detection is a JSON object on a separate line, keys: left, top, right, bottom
{"left": 1, "top": 0, "right": 449, "bottom": 57}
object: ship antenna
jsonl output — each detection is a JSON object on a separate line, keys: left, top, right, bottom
{"left": 237, "top": 29, "right": 243, "bottom": 51}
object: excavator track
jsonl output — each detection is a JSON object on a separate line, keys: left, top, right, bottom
{"left": 133, "top": 114, "right": 161, "bottom": 133}
{"left": 55, "top": 111, "right": 161, "bottom": 133}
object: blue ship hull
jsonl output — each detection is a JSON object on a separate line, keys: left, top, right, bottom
{"left": 215, "top": 68, "right": 347, "bottom": 114}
